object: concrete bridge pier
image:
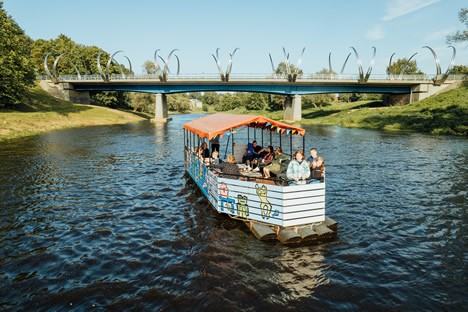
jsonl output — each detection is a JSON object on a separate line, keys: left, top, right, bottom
{"left": 284, "top": 95, "right": 302, "bottom": 121}
{"left": 152, "top": 93, "right": 170, "bottom": 122}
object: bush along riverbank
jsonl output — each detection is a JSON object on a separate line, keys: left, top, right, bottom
{"left": 0, "top": 85, "right": 147, "bottom": 142}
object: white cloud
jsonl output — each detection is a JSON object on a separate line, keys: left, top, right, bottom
{"left": 382, "top": 0, "right": 440, "bottom": 21}
{"left": 366, "top": 25, "right": 384, "bottom": 40}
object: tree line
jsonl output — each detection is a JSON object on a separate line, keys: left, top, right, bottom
{"left": 1, "top": 2, "right": 466, "bottom": 112}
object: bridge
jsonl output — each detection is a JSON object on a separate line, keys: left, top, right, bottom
{"left": 41, "top": 73, "right": 459, "bottom": 121}
{"left": 41, "top": 46, "right": 460, "bottom": 121}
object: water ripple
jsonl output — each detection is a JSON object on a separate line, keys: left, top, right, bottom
{"left": 0, "top": 119, "right": 466, "bottom": 310}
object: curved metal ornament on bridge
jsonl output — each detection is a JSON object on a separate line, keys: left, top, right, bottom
{"left": 423, "top": 46, "right": 456, "bottom": 85}
{"left": 350, "top": 46, "right": 376, "bottom": 84}
{"left": 328, "top": 52, "right": 352, "bottom": 78}
{"left": 44, "top": 52, "right": 58, "bottom": 83}
{"left": 269, "top": 47, "right": 305, "bottom": 82}
{"left": 44, "top": 52, "right": 82, "bottom": 83}
{"left": 211, "top": 48, "right": 239, "bottom": 82}
{"left": 153, "top": 49, "right": 180, "bottom": 82}
{"left": 97, "top": 50, "right": 134, "bottom": 82}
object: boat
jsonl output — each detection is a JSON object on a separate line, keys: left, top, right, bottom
{"left": 183, "top": 113, "right": 337, "bottom": 244}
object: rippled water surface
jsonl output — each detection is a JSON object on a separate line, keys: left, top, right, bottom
{"left": 0, "top": 115, "right": 466, "bottom": 311}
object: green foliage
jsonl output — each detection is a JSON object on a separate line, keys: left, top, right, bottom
{"left": 446, "top": 8, "right": 468, "bottom": 44}
{"left": 200, "top": 92, "right": 220, "bottom": 106}
{"left": 451, "top": 65, "right": 468, "bottom": 76}
{"left": 202, "top": 103, "right": 209, "bottom": 112}
{"left": 215, "top": 93, "right": 242, "bottom": 111}
{"left": 129, "top": 92, "right": 154, "bottom": 113}
{"left": 0, "top": 2, "right": 35, "bottom": 107}
{"left": 31, "top": 34, "right": 125, "bottom": 77}
{"left": 303, "top": 94, "right": 336, "bottom": 108}
{"left": 267, "top": 94, "right": 285, "bottom": 111}
{"left": 167, "top": 94, "right": 190, "bottom": 112}
{"left": 142, "top": 60, "right": 156, "bottom": 74}
{"left": 244, "top": 93, "right": 267, "bottom": 110}
{"left": 387, "top": 58, "right": 424, "bottom": 75}
{"left": 89, "top": 91, "right": 131, "bottom": 109}
{"left": 275, "top": 61, "right": 303, "bottom": 76}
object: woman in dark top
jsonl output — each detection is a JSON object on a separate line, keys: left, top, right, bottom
{"left": 211, "top": 154, "right": 240, "bottom": 180}
{"left": 198, "top": 142, "right": 210, "bottom": 159}
{"left": 311, "top": 156, "right": 325, "bottom": 180}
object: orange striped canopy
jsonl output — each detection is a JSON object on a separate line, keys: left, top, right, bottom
{"left": 183, "top": 113, "right": 305, "bottom": 140}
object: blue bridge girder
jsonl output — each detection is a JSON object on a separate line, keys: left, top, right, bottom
{"left": 65, "top": 79, "right": 418, "bottom": 95}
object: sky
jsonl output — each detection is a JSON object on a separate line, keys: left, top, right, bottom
{"left": 3, "top": 0, "right": 467, "bottom": 75}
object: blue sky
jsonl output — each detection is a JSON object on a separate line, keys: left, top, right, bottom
{"left": 3, "top": 0, "right": 466, "bottom": 75}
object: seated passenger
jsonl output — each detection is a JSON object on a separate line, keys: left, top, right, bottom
{"left": 263, "top": 147, "right": 289, "bottom": 178}
{"left": 311, "top": 156, "right": 325, "bottom": 180}
{"left": 245, "top": 140, "right": 266, "bottom": 170}
{"left": 211, "top": 154, "right": 240, "bottom": 180}
{"left": 253, "top": 145, "right": 275, "bottom": 172}
{"left": 307, "top": 147, "right": 318, "bottom": 169}
{"left": 286, "top": 149, "right": 311, "bottom": 185}
{"left": 241, "top": 142, "right": 255, "bottom": 169}
{"left": 198, "top": 142, "right": 210, "bottom": 159}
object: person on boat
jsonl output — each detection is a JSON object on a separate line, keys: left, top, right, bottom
{"left": 263, "top": 147, "right": 289, "bottom": 178}
{"left": 253, "top": 145, "right": 275, "bottom": 172}
{"left": 210, "top": 154, "right": 240, "bottom": 180}
{"left": 198, "top": 142, "right": 210, "bottom": 159}
{"left": 210, "top": 136, "right": 220, "bottom": 156}
{"left": 311, "top": 156, "right": 325, "bottom": 181}
{"left": 287, "top": 149, "right": 311, "bottom": 185}
{"left": 306, "top": 147, "right": 318, "bottom": 169}
{"left": 247, "top": 140, "right": 266, "bottom": 170}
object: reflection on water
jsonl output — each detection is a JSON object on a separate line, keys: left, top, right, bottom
{"left": 0, "top": 116, "right": 466, "bottom": 310}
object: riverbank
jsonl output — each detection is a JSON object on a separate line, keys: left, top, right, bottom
{"left": 0, "top": 85, "right": 148, "bottom": 142}
{"left": 205, "top": 84, "right": 467, "bottom": 136}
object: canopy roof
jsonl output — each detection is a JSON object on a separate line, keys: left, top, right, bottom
{"left": 183, "top": 113, "right": 305, "bottom": 140}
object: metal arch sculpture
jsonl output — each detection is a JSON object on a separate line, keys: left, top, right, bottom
{"left": 44, "top": 52, "right": 58, "bottom": 83}
{"left": 328, "top": 52, "right": 352, "bottom": 78}
{"left": 154, "top": 49, "right": 180, "bottom": 82}
{"left": 350, "top": 46, "right": 376, "bottom": 84}
{"left": 211, "top": 48, "right": 239, "bottom": 82}
{"left": 269, "top": 47, "right": 305, "bottom": 82}
{"left": 97, "top": 50, "right": 132, "bottom": 82}
{"left": 387, "top": 52, "right": 418, "bottom": 80}
{"left": 423, "top": 46, "right": 456, "bottom": 85}
{"left": 44, "top": 52, "right": 82, "bottom": 83}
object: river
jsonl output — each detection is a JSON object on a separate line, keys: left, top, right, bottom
{"left": 0, "top": 115, "right": 466, "bottom": 311}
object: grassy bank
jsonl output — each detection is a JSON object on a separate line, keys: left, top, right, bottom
{"left": 211, "top": 84, "right": 468, "bottom": 136}
{"left": 0, "top": 85, "right": 147, "bottom": 141}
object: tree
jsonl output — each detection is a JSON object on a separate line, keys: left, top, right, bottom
{"left": 129, "top": 92, "right": 154, "bottom": 113}
{"left": 167, "top": 93, "right": 190, "bottom": 112}
{"left": 245, "top": 93, "right": 267, "bottom": 110}
{"left": 275, "top": 61, "right": 303, "bottom": 76}
{"left": 200, "top": 92, "right": 220, "bottom": 106}
{"left": 315, "top": 68, "right": 335, "bottom": 78}
{"left": 267, "top": 94, "right": 285, "bottom": 111}
{"left": 0, "top": 2, "right": 35, "bottom": 107}
{"left": 447, "top": 8, "right": 468, "bottom": 44}
{"left": 386, "top": 58, "right": 424, "bottom": 76}
{"left": 142, "top": 60, "right": 156, "bottom": 74}
{"left": 89, "top": 91, "right": 131, "bottom": 109}
{"left": 450, "top": 65, "right": 468, "bottom": 75}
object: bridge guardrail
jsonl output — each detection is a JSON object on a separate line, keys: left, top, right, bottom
{"left": 36, "top": 73, "right": 465, "bottom": 82}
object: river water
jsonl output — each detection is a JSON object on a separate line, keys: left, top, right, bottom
{"left": 0, "top": 115, "right": 466, "bottom": 311}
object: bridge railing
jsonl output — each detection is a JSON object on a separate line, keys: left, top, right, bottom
{"left": 36, "top": 73, "right": 465, "bottom": 82}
